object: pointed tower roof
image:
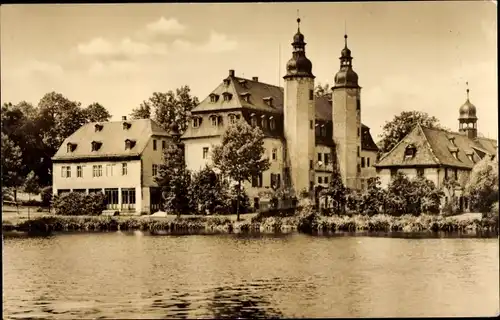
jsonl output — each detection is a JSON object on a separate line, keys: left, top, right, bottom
{"left": 284, "top": 17, "right": 314, "bottom": 79}
{"left": 333, "top": 34, "right": 359, "bottom": 89}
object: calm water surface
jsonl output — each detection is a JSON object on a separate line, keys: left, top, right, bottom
{"left": 3, "top": 232, "right": 499, "bottom": 319}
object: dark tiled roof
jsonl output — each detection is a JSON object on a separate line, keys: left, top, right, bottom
{"left": 375, "top": 124, "right": 497, "bottom": 169}
{"left": 361, "top": 124, "right": 379, "bottom": 151}
{"left": 190, "top": 75, "right": 377, "bottom": 151}
{"left": 52, "top": 119, "right": 169, "bottom": 160}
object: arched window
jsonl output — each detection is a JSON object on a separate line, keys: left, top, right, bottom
{"left": 269, "top": 117, "right": 275, "bottom": 130}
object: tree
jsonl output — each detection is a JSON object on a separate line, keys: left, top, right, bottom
{"left": 465, "top": 156, "right": 499, "bottom": 213}
{"left": 441, "top": 177, "right": 461, "bottom": 215}
{"left": 23, "top": 171, "right": 41, "bottom": 219}
{"left": 155, "top": 140, "right": 192, "bottom": 216}
{"left": 130, "top": 101, "right": 151, "bottom": 119}
{"left": 212, "top": 119, "right": 270, "bottom": 221}
{"left": 358, "top": 177, "right": 387, "bottom": 215}
{"left": 320, "top": 146, "right": 347, "bottom": 214}
{"left": 314, "top": 82, "right": 331, "bottom": 97}
{"left": 378, "top": 111, "right": 446, "bottom": 155}
{"left": 411, "top": 176, "right": 443, "bottom": 215}
{"left": 385, "top": 172, "right": 413, "bottom": 215}
{"left": 84, "top": 102, "right": 111, "bottom": 122}
{"left": 1, "top": 133, "right": 24, "bottom": 202}
{"left": 190, "top": 165, "right": 230, "bottom": 214}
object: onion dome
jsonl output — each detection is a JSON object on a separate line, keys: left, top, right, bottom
{"left": 333, "top": 34, "right": 359, "bottom": 88}
{"left": 284, "top": 18, "right": 314, "bottom": 79}
{"left": 458, "top": 87, "right": 478, "bottom": 120}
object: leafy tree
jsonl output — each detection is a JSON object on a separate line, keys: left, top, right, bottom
{"left": 130, "top": 101, "right": 151, "bottom": 119}
{"left": 227, "top": 185, "right": 251, "bottom": 214}
{"left": 378, "top": 111, "right": 445, "bottom": 155}
{"left": 465, "top": 156, "right": 499, "bottom": 213}
{"left": 142, "top": 86, "right": 199, "bottom": 133}
{"left": 358, "top": 177, "right": 387, "bottom": 215}
{"left": 314, "top": 82, "right": 331, "bottom": 97}
{"left": 84, "top": 102, "right": 111, "bottom": 122}
{"left": 320, "top": 147, "right": 347, "bottom": 214}
{"left": 441, "top": 177, "right": 461, "bottom": 215}
{"left": 1, "top": 132, "right": 25, "bottom": 200}
{"left": 411, "top": 176, "right": 443, "bottom": 215}
{"left": 155, "top": 140, "right": 192, "bottom": 216}
{"left": 190, "top": 165, "right": 230, "bottom": 214}
{"left": 385, "top": 172, "right": 412, "bottom": 215}
{"left": 212, "top": 119, "right": 270, "bottom": 221}
{"left": 23, "top": 171, "right": 41, "bottom": 219}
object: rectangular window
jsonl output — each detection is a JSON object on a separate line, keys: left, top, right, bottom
{"left": 153, "top": 139, "right": 157, "bottom": 150}
{"left": 77, "top": 166, "right": 83, "bottom": 178}
{"left": 152, "top": 164, "right": 158, "bottom": 176}
{"left": 310, "top": 120, "right": 313, "bottom": 130}
{"left": 61, "top": 166, "right": 65, "bottom": 178}
{"left": 309, "top": 160, "right": 313, "bottom": 169}
{"left": 309, "top": 89, "right": 314, "bottom": 100}
{"left": 106, "top": 164, "right": 113, "bottom": 177}
{"left": 390, "top": 168, "right": 398, "bottom": 177}
{"left": 318, "top": 176, "right": 323, "bottom": 184}
{"left": 272, "top": 148, "right": 277, "bottom": 161}
{"left": 324, "top": 153, "right": 330, "bottom": 166}
{"left": 417, "top": 168, "right": 425, "bottom": 177}
{"left": 258, "top": 173, "right": 263, "bottom": 187}
{"left": 122, "top": 163, "right": 128, "bottom": 176}
{"left": 252, "top": 174, "right": 258, "bottom": 187}
{"left": 162, "top": 140, "right": 166, "bottom": 149}
{"left": 65, "top": 166, "right": 71, "bottom": 178}
{"left": 356, "top": 99, "right": 361, "bottom": 111}
{"left": 104, "top": 188, "right": 119, "bottom": 209}
{"left": 203, "top": 147, "right": 209, "bottom": 159}
{"left": 367, "top": 158, "right": 370, "bottom": 167}
{"left": 444, "top": 168, "right": 449, "bottom": 179}
{"left": 324, "top": 176, "right": 329, "bottom": 184}
{"left": 89, "top": 188, "right": 102, "bottom": 194}
{"left": 317, "top": 153, "right": 322, "bottom": 162}
{"left": 254, "top": 197, "right": 260, "bottom": 210}
{"left": 454, "top": 168, "right": 458, "bottom": 180}
{"left": 121, "top": 188, "right": 136, "bottom": 210}
{"left": 357, "top": 164, "right": 361, "bottom": 173}
{"left": 93, "top": 165, "right": 102, "bottom": 178}
{"left": 361, "top": 157, "right": 365, "bottom": 168}
{"left": 276, "top": 174, "right": 281, "bottom": 188}
{"left": 358, "top": 127, "right": 360, "bottom": 137}
{"left": 357, "top": 146, "right": 360, "bottom": 157}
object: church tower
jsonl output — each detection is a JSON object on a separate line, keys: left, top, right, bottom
{"left": 332, "top": 34, "right": 361, "bottom": 190}
{"left": 458, "top": 83, "right": 478, "bottom": 140}
{"left": 283, "top": 18, "right": 316, "bottom": 196}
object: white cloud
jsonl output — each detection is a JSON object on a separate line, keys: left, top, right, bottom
{"left": 171, "top": 39, "right": 195, "bottom": 52}
{"left": 199, "top": 31, "right": 238, "bottom": 53}
{"left": 77, "top": 37, "right": 168, "bottom": 60}
{"left": 146, "top": 17, "right": 186, "bottom": 35}
{"left": 88, "top": 60, "right": 140, "bottom": 77}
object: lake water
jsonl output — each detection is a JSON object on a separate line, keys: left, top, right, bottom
{"left": 3, "top": 232, "right": 499, "bottom": 318}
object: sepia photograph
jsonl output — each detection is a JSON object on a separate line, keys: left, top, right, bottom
{"left": 1, "top": 2, "right": 499, "bottom": 318}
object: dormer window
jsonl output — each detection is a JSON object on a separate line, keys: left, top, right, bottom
{"left": 209, "top": 93, "right": 219, "bottom": 103}
{"left": 223, "top": 79, "right": 230, "bottom": 86}
{"left": 465, "top": 151, "right": 474, "bottom": 163}
{"left": 447, "top": 135, "right": 456, "bottom": 146}
{"left": 94, "top": 124, "right": 103, "bottom": 132}
{"left": 192, "top": 117, "right": 202, "bottom": 128}
{"left": 263, "top": 97, "right": 274, "bottom": 107}
{"left": 269, "top": 116, "right": 275, "bottom": 130}
{"left": 222, "top": 92, "right": 232, "bottom": 102}
{"left": 125, "top": 139, "right": 136, "bottom": 150}
{"left": 238, "top": 79, "right": 247, "bottom": 88}
{"left": 448, "top": 146, "right": 459, "bottom": 160}
{"left": 404, "top": 144, "right": 416, "bottom": 158}
{"left": 240, "top": 92, "right": 250, "bottom": 103}
{"left": 123, "top": 122, "right": 131, "bottom": 130}
{"left": 91, "top": 141, "right": 102, "bottom": 152}
{"left": 320, "top": 125, "right": 327, "bottom": 137}
{"left": 67, "top": 143, "right": 77, "bottom": 153}
{"left": 250, "top": 113, "right": 258, "bottom": 127}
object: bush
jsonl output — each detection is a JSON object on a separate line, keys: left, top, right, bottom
{"left": 40, "top": 186, "right": 52, "bottom": 207}
{"left": 53, "top": 192, "right": 107, "bottom": 216}
{"left": 20, "top": 199, "right": 43, "bottom": 207}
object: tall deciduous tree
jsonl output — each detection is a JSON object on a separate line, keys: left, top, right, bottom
{"left": 1, "top": 133, "right": 24, "bottom": 201}
{"left": 23, "top": 171, "right": 41, "bottom": 219}
{"left": 155, "top": 140, "right": 192, "bottom": 216}
{"left": 190, "top": 165, "right": 230, "bottom": 214}
{"left": 84, "top": 102, "right": 112, "bottom": 122}
{"left": 320, "top": 147, "right": 348, "bottom": 214}
{"left": 314, "top": 82, "right": 331, "bottom": 97}
{"left": 358, "top": 177, "right": 387, "bottom": 215}
{"left": 465, "top": 156, "right": 499, "bottom": 213}
{"left": 130, "top": 101, "right": 151, "bottom": 120}
{"left": 378, "top": 111, "right": 445, "bottom": 155}
{"left": 212, "top": 120, "right": 270, "bottom": 221}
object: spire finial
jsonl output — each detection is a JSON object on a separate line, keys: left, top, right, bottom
{"left": 297, "top": 10, "right": 301, "bottom": 31}
{"left": 466, "top": 81, "right": 470, "bottom": 100}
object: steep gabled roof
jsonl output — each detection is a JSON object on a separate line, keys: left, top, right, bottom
{"left": 52, "top": 119, "right": 169, "bottom": 161}
{"left": 375, "top": 124, "right": 498, "bottom": 169}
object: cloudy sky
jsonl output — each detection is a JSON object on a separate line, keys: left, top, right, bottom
{"left": 1, "top": 2, "right": 497, "bottom": 141}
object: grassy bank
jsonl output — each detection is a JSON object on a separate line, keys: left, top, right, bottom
{"left": 2, "top": 209, "right": 498, "bottom": 235}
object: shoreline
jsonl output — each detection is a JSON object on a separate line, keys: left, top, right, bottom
{"left": 2, "top": 213, "right": 498, "bottom": 237}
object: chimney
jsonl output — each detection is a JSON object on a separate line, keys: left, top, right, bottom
{"left": 252, "top": 77, "right": 259, "bottom": 82}
{"left": 122, "top": 116, "right": 127, "bottom": 121}
{"left": 229, "top": 69, "right": 235, "bottom": 77}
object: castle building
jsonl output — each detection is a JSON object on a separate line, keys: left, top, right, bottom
{"left": 52, "top": 118, "right": 169, "bottom": 214}
{"left": 182, "top": 19, "right": 378, "bottom": 209}
{"left": 374, "top": 86, "right": 498, "bottom": 212}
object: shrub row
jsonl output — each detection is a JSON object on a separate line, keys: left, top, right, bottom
{"left": 52, "top": 192, "right": 106, "bottom": 216}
